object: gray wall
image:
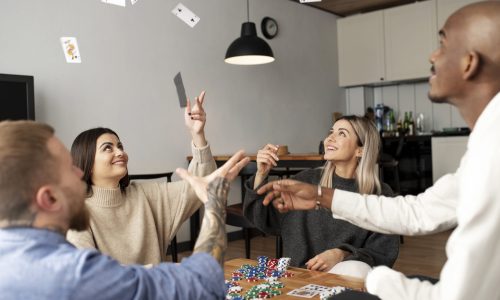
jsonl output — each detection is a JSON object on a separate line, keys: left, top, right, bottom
{"left": 0, "top": 0, "right": 342, "bottom": 242}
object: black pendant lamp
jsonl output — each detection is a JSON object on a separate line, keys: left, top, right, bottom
{"left": 225, "top": 0, "right": 275, "bottom": 65}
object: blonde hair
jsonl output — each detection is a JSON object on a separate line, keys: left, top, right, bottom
{"left": 319, "top": 115, "right": 382, "bottom": 195}
{"left": 0, "top": 121, "right": 57, "bottom": 226}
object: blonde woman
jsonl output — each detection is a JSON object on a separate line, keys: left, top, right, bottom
{"left": 243, "top": 115, "right": 399, "bottom": 279}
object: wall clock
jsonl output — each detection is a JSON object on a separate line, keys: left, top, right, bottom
{"left": 261, "top": 17, "right": 278, "bottom": 39}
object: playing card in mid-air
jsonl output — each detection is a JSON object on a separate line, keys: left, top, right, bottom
{"left": 60, "top": 37, "right": 81, "bottom": 63}
{"left": 300, "top": 0, "right": 322, "bottom": 3}
{"left": 101, "top": 0, "right": 126, "bottom": 7}
{"left": 173, "top": 72, "right": 187, "bottom": 108}
{"left": 171, "top": 3, "right": 200, "bottom": 28}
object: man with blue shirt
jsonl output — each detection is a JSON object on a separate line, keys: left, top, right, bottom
{"left": 0, "top": 120, "right": 249, "bottom": 300}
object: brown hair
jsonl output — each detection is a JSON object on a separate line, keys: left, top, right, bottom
{"left": 71, "top": 127, "right": 129, "bottom": 195}
{"left": 0, "top": 121, "right": 58, "bottom": 226}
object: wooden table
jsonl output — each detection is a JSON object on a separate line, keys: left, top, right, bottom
{"left": 217, "top": 153, "right": 324, "bottom": 168}
{"left": 224, "top": 258, "right": 365, "bottom": 299}
{"left": 187, "top": 153, "right": 325, "bottom": 168}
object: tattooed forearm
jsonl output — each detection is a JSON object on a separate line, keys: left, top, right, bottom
{"left": 193, "top": 177, "right": 229, "bottom": 266}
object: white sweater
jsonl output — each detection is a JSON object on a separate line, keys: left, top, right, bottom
{"left": 331, "top": 92, "right": 500, "bottom": 299}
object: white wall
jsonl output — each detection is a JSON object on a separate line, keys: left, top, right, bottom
{"left": 0, "top": 0, "right": 343, "bottom": 242}
{"left": 346, "top": 82, "right": 467, "bottom": 131}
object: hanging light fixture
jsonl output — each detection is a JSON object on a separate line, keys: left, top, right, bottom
{"left": 224, "top": 0, "right": 275, "bottom": 65}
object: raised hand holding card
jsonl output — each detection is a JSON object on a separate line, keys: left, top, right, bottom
{"left": 174, "top": 72, "right": 187, "bottom": 108}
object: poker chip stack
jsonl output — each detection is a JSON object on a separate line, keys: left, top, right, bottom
{"left": 257, "top": 256, "right": 268, "bottom": 267}
{"left": 244, "top": 283, "right": 282, "bottom": 299}
{"left": 225, "top": 280, "right": 244, "bottom": 300}
{"left": 225, "top": 256, "right": 293, "bottom": 299}
{"left": 276, "top": 257, "right": 291, "bottom": 272}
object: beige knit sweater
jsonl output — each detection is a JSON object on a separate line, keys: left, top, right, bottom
{"left": 66, "top": 142, "right": 216, "bottom": 265}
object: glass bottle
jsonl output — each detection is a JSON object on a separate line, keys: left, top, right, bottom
{"left": 403, "top": 112, "right": 410, "bottom": 135}
{"left": 408, "top": 111, "right": 415, "bottom": 135}
{"left": 390, "top": 110, "right": 396, "bottom": 132}
{"left": 416, "top": 113, "right": 425, "bottom": 134}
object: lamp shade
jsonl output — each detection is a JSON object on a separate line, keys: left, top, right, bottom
{"left": 225, "top": 22, "right": 275, "bottom": 65}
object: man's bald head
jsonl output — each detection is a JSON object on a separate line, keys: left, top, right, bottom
{"left": 446, "top": 1, "right": 500, "bottom": 79}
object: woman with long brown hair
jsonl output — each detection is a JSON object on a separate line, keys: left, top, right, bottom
{"left": 67, "top": 91, "right": 217, "bottom": 266}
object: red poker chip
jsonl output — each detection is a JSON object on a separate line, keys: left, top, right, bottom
{"left": 283, "top": 272, "right": 294, "bottom": 277}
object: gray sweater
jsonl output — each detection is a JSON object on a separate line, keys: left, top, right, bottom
{"left": 243, "top": 168, "right": 400, "bottom": 268}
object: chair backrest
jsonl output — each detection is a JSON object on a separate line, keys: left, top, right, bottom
{"left": 129, "top": 172, "right": 173, "bottom": 182}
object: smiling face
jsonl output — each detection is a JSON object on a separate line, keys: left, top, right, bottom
{"left": 91, "top": 133, "right": 128, "bottom": 188}
{"left": 323, "top": 119, "right": 363, "bottom": 165}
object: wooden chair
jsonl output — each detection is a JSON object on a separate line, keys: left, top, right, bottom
{"left": 226, "top": 162, "right": 289, "bottom": 259}
{"left": 379, "top": 136, "right": 405, "bottom": 194}
{"left": 128, "top": 172, "right": 179, "bottom": 262}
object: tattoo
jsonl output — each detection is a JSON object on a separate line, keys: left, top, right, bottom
{"left": 193, "top": 177, "right": 229, "bottom": 266}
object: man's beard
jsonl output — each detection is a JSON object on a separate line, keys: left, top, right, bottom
{"left": 65, "top": 183, "right": 90, "bottom": 232}
{"left": 69, "top": 204, "right": 90, "bottom": 231}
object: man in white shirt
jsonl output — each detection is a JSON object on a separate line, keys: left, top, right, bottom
{"left": 257, "top": 1, "right": 500, "bottom": 299}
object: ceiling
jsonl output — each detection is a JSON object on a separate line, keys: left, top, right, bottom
{"left": 292, "top": 0, "right": 420, "bottom": 17}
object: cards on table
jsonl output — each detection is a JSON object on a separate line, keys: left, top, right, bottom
{"left": 101, "top": 0, "right": 126, "bottom": 7}
{"left": 287, "top": 284, "right": 347, "bottom": 298}
{"left": 299, "top": 0, "right": 322, "bottom": 3}
{"left": 171, "top": 3, "right": 200, "bottom": 28}
{"left": 131, "top": 0, "right": 138, "bottom": 5}
{"left": 173, "top": 72, "right": 187, "bottom": 108}
{"left": 60, "top": 37, "right": 81, "bottom": 64}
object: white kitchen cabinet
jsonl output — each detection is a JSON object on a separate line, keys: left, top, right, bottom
{"left": 431, "top": 136, "right": 468, "bottom": 182}
{"left": 384, "top": 0, "right": 437, "bottom": 81}
{"left": 337, "top": 0, "right": 438, "bottom": 87}
{"left": 437, "top": 0, "right": 481, "bottom": 29}
{"left": 337, "top": 11, "right": 385, "bottom": 87}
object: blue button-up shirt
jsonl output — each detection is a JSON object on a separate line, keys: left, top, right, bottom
{"left": 0, "top": 228, "right": 225, "bottom": 300}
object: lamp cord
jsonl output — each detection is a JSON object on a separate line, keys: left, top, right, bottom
{"left": 246, "top": 0, "right": 249, "bottom": 22}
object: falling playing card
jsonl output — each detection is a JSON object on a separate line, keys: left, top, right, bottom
{"left": 131, "top": 0, "right": 138, "bottom": 5}
{"left": 60, "top": 37, "right": 82, "bottom": 64}
{"left": 171, "top": 3, "right": 200, "bottom": 28}
{"left": 173, "top": 72, "right": 187, "bottom": 108}
{"left": 299, "top": 0, "right": 322, "bottom": 3}
{"left": 101, "top": 0, "right": 126, "bottom": 7}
